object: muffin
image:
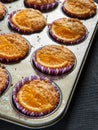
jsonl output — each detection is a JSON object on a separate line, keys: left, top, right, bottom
{"left": 0, "top": 2, "right": 6, "bottom": 20}
{"left": 49, "top": 18, "right": 87, "bottom": 45}
{"left": 0, "top": 67, "right": 10, "bottom": 95}
{"left": 0, "top": 33, "right": 30, "bottom": 63}
{"left": 62, "top": 0, "right": 97, "bottom": 19}
{"left": 12, "top": 75, "right": 61, "bottom": 117}
{"left": 24, "top": 0, "right": 59, "bottom": 11}
{"left": 8, "top": 9, "right": 46, "bottom": 34}
{"left": 32, "top": 45, "right": 76, "bottom": 75}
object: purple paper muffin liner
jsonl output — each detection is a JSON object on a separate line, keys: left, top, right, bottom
{"left": 0, "top": 68, "right": 11, "bottom": 95}
{"left": 62, "top": 1, "right": 97, "bottom": 19}
{"left": 0, "top": 0, "right": 17, "bottom": 3}
{"left": 24, "top": 0, "right": 59, "bottom": 11}
{"left": 31, "top": 46, "right": 76, "bottom": 76}
{"left": 48, "top": 18, "right": 88, "bottom": 45}
{"left": 12, "top": 75, "right": 61, "bottom": 117}
{"left": 0, "top": 57, "right": 20, "bottom": 63}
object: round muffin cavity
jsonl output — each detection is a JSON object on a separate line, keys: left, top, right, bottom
{"left": 8, "top": 9, "right": 46, "bottom": 34}
{"left": 12, "top": 75, "right": 61, "bottom": 117}
{"left": 24, "top": 0, "right": 59, "bottom": 11}
{"left": 49, "top": 18, "right": 87, "bottom": 45}
{"left": 62, "top": 0, "right": 97, "bottom": 19}
{"left": 32, "top": 45, "right": 76, "bottom": 75}
{"left": 0, "top": 67, "right": 10, "bottom": 95}
{"left": 0, "top": 2, "right": 6, "bottom": 20}
{"left": 0, "top": 33, "right": 30, "bottom": 63}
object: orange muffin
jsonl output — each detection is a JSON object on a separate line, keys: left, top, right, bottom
{"left": 0, "top": 2, "right": 6, "bottom": 20}
{"left": 12, "top": 75, "right": 61, "bottom": 117}
{"left": 8, "top": 9, "right": 46, "bottom": 34}
{"left": 32, "top": 45, "right": 76, "bottom": 75}
{"left": 62, "top": 0, "right": 97, "bottom": 19}
{"left": 0, "top": 67, "right": 10, "bottom": 95}
{"left": 24, "top": 0, "right": 59, "bottom": 11}
{"left": 0, "top": 33, "right": 30, "bottom": 63}
{"left": 49, "top": 18, "right": 87, "bottom": 45}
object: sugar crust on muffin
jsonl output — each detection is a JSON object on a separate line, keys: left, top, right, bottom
{"left": 62, "top": 0, "right": 97, "bottom": 19}
{"left": 0, "top": 67, "right": 9, "bottom": 94}
{"left": 49, "top": 18, "right": 87, "bottom": 44}
{"left": 0, "top": 2, "right": 6, "bottom": 20}
{"left": 8, "top": 9, "right": 46, "bottom": 34}
{"left": 32, "top": 45, "right": 76, "bottom": 75}
{"left": 0, "top": 33, "right": 30, "bottom": 62}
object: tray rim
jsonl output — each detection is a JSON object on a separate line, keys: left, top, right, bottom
{"left": 0, "top": 1, "right": 98, "bottom": 128}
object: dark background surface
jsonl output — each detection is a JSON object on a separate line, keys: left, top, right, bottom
{"left": 0, "top": 0, "right": 98, "bottom": 130}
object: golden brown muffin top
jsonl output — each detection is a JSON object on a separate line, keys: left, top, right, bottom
{"left": 0, "top": 2, "right": 6, "bottom": 20}
{"left": 11, "top": 9, "right": 46, "bottom": 32}
{"left": 63, "top": 0, "right": 97, "bottom": 18}
{"left": 51, "top": 18, "right": 86, "bottom": 42}
{"left": 36, "top": 45, "right": 75, "bottom": 68}
{"left": 0, "top": 67, "right": 7, "bottom": 93}
{"left": 0, "top": 33, "right": 29, "bottom": 61}
{"left": 17, "top": 79, "right": 59, "bottom": 113}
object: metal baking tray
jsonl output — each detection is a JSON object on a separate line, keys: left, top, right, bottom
{"left": 0, "top": 0, "right": 98, "bottom": 128}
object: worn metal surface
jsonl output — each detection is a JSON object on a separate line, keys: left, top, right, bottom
{"left": 0, "top": 0, "right": 98, "bottom": 128}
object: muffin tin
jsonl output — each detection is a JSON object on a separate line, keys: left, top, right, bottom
{"left": 0, "top": 0, "right": 98, "bottom": 128}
